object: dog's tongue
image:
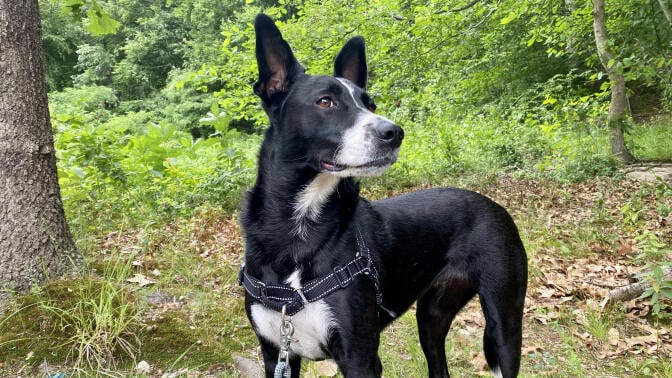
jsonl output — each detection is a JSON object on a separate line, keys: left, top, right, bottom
{"left": 321, "top": 161, "right": 344, "bottom": 172}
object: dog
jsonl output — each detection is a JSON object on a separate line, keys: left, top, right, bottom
{"left": 239, "top": 14, "right": 528, "bottom": 378}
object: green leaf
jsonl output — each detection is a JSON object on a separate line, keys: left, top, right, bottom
{"left": 639, "top": 287, "right": 654, "bottom": 299}
{"left": 71, "top": 167, "right": 86, "bottom": 178}
{"left": 500, "top": 12, "right": 518, "bottom": 25}
{"left": 85, "top": 3, "right": 120, "bottom": 36}
{"left": 62, "top": 0, "right": 85, "bottom": 20}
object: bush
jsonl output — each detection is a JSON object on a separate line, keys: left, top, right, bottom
{"left": 53, "top": 97, "right": 259, "bottom": 236}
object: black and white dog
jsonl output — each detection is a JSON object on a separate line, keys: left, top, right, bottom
{"left": 239, "top": 14, "right": 528, "bottom": 378}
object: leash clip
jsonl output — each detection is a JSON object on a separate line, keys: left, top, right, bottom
{"left": 275, "top": 305, "right": 295, "bottom": 378}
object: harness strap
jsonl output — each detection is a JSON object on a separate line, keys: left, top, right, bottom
{"left": 238, "top": 227, "right": 382, "bottom": 316}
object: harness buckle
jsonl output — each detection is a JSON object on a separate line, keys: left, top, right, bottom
{"left": 259, "top": 284, "right": 269, "bottom": 304}
{"left": 334, "top": 264, "right": 354, "bottom": 288}
{"left": 295, "top": 287, "right": 309, "bottom": 304}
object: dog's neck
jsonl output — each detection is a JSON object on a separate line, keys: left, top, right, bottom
{"left": 291, "top": 172, "right": 341, "bottom": 237}
{"left": 243, "top": 133, "right": 360, "bottom": 263}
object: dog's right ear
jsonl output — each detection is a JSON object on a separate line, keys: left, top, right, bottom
{"left": 334, "top": 36, "right": 367, "bottom": 89}
{"left": 253, "top": 14, "right": 304, "bottom": 106}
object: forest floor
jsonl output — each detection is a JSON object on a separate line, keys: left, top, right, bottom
{"left": 1, "top": 170, "right": 671, "bottom": 377}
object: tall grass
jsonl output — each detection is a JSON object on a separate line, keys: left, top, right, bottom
{"left": 0, "top": 258, "right": 142, "bottom": 375}
{"left": 629, "top": 115, "right": 672, "bottom": 161}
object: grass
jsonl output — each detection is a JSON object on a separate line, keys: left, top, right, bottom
{"left": 2, "top": 117, "right": 672, "bottom": 376}
{"left": 2, "top": 174, "right": 671, "bottom": 376}
{"left": 629, "top": 115, "right": 672, "bottom": 161}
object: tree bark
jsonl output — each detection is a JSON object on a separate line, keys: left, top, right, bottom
{"left": 658, "top": 0, "right": 672, "bottom": 29}
{"left": 592, "top": 0, "right": 636, "bottom": 164}
{"left": 0, "top": 0, "right": 81, "bottom": 310}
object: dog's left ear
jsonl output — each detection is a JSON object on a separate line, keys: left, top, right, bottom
{"left": 334, "top": 36, "right": 367, "bottom": 89}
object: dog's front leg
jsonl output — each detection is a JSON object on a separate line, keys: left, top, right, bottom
{"left": 258, "top": 337, "right": 302, "bottom": 378}
{"left": 331, "top": 333, "right": 382, "bottom": 378}
{"left": 329, "top": 298, "right": 383, "bottom": 377}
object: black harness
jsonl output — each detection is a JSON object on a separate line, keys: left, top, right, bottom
{"left": 238, "top": 228, "right": 382, "bottom": 316}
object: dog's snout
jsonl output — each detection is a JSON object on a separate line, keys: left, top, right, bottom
{"left": 374, "top": 121, "right": 404, "bottom": 146}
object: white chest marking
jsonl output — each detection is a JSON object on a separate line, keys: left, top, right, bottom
{"left": 292, "top": 173, "right": 340, "bottom": 237}
{"left": 250, "top": 269, "right": 336, "bottom": 360}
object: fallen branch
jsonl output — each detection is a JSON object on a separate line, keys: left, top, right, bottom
{"left": 602, "top": 267, "right": 672, "bottom": 308}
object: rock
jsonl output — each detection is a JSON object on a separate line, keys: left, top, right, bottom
{"left": 624, "top": 163, "right": 672, "bottom": 183}
{"left": 145, "top": 290, "right": 177, "bottom": 305}
{"left": 234, "top": 355, "right": 264, "bottom": 378}
{"left": 135, "top": 360, "right": 151, "bottom": 374}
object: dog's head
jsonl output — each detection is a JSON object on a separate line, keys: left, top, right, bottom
{"left": 253, "top": 14, "right": 404, "bottom": 178}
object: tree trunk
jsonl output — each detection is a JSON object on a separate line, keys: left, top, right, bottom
{"left": 658, "top": 0, "right": 672, "bottom": 29}
{"left": 592, "top": 0, "right": 636, "bottom": 164}
{"left": 0, "top": 0, "right": 81, "bottom": 310}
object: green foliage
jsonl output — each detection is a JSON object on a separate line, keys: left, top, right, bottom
{"left": 40, "top": 0, "right": 83, "bottom": 91}
{"left": 157, "top": 72, "right": 220, "bottom": 136}
{"left": 39, "top": 0, "right": 672, "bottom": 239}
{"left": 72, "top": 44, "right": 115, "bottom": 87}
{"left": 633, "top": 231, "right": 672, "bottom": 321}
{"left": 628, "top": 115, "right": 672, "bottom": 161}
{"left": 51, "top": 89, "right": 258, "bottom": 235}
{"left": 85, "top": 5, "right": 119, "bottom": 36}
{"left": 0, "top": 261, "right": 140, "bottom": 372}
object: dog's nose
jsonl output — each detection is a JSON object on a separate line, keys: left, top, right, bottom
{"left": 374, "top": 121, "right": 404, "bottom": 146}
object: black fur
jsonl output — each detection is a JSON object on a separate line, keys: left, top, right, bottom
{"left": 241, "top": 14, "right": 527, "bottom": 378}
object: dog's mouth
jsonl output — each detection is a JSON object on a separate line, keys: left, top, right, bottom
{"left": 320, "top": 157, "right": 396, "bottom": 174}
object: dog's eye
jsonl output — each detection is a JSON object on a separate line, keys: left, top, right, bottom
{"left": 317, "top": 97, "right": 335, "bottom": 109}
{"left": 368, "top": 103, "right": 376, "bottom": 113}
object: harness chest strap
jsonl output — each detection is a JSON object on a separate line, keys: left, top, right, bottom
{"left": 238, "top": 254, "right": 380, "bottom": 316}
{"left": 238, "top": 230, "right": 383, "bottom": 316}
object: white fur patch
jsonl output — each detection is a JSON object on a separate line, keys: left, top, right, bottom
{"left": 336, "top": 78, "right": 369, "bottom": 112}
{"left": 332, "top": 78, "right": 399, "bottom": 177}
{"left": 292, "top": 173, "right": 340, "bottom": 237}
{"left": 493, "top": 366, "right": 503, "bottom": 378}
{"left": 250, "top": 269, "right": 335, "bottom": 360}
{"left": 336, "top": 117, "right": 375, "bottom": 167}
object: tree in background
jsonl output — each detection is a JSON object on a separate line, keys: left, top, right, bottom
{"left": 592, "top": 0, "right": 636, "bottom": 163}
{"left": 0, "top": 0, "right": 81, "bottom": 309}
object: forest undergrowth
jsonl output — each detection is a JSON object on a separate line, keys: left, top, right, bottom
{"left": 1, "top": 173, "right": 671, "bottom": 377}
{"left": 2, "top": 0, "right": 672, "bottom": 375}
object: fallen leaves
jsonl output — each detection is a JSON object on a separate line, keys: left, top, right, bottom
{"left": 476, "top": 175, "right": 672, "bottom": 370}
{"left": 313, "top": 360, "right": 338, "bottom": 377}
{"left": 81, "top": 175, "right": 671, "bottom": 376}
{"left": 126, "top": 273, "right": 157, "bottom": 287}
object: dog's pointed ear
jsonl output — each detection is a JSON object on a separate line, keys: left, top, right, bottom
{"left": 334, "top": 36, "right": 367, "bottom": 89}
{"left": 253, "top": 14, "right": 304, "bottom": 106}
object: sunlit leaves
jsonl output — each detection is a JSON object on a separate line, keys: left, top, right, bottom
{"left": 84, "top": 2, "right": 120, "bottom": 35}
{"left": 61, "top": 0, "right": 120, "bottom": 35}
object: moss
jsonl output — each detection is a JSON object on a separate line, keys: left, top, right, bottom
{"left": 137, "top": 288, "right": 256, "bottom": 371}
{"left": 0, "top": 256, "right": 257, "bottom": 375}
{"left": 0, "top": 276, "right": 139, "bottom": 371}
{"left": 0, "top": 291, "right": 70, "bottom": 365}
